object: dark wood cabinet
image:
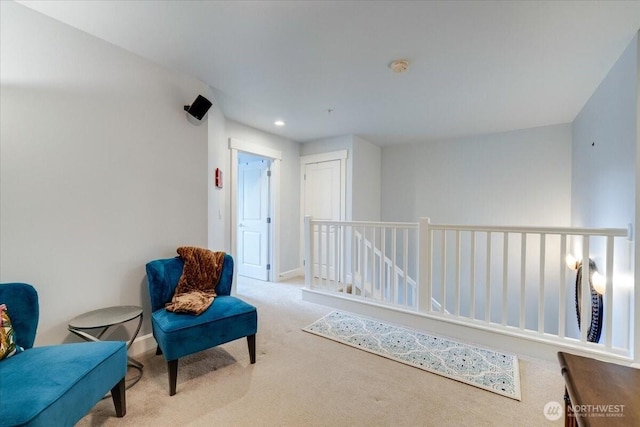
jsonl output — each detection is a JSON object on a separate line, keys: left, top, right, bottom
{"left": 558, "top": 352, "right": 640, "bottom": 427}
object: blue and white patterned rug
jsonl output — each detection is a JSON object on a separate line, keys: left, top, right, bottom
{"left": 303, "top": 311, "right": 521, "bottom": 400}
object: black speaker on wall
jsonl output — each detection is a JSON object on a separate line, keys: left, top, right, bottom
{"left": 184, "top": 95, "right": 212, "bottom": 120}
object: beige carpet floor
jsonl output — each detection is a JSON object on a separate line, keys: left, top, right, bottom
{"left": 78, "top": 278, "right": 565, "bottom": 426}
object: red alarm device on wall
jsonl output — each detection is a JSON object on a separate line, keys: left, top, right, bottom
{"left": 215, "top": 168, "right": 223, "bottom": 188}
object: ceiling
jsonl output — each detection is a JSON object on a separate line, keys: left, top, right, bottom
{"left": 18, "top": 1, "right": 640, "bottom": 146}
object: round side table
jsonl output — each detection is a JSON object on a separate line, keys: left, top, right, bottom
{"left": 68, "top": 305, "right": 144, "bottom": 389}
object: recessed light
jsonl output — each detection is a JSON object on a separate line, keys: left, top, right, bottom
{"left": 274, "top": 120, "right": 285, "bottom": 126}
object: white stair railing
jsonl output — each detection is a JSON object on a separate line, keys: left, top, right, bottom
{"left": 419, "top": 218, "right": 632, "bottom": 358}
{"left": 304, "top": 218, "right": 420, "bottom": 311}
{"left": 351, "top": 228, "right": 444, "bottom": 312}
{"left": 304, "top": 216, "right": 634, "bottom": 361}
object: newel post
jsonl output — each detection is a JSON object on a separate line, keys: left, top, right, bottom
{"left": 418, "top": 217, "right": 431, "bottom": 313}
{"left": 304, "top": 216, "right": 313, "bottom": 288}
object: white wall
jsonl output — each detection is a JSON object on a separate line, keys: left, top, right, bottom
{"left": 380, "top": 124, "right": 572, "bottom": 331}
{"left": 572, "top": 34, "right": 637, "bottom": 232}
{"left": 381, "top": 124, "right": 572, "bottom": 226}
{"left": 208, "top": 102, "right": 228, "bottom": 251}
{"left": 572, "top": 33, "right": 638, "bottom": 349}
{"left": 225, "top": 120, "right": 301, "bottom": 274}
{"left": 300, "top": 136, "right": 353, "bottom": 157}
{"left": 352, "top": 136, "right": 381, "bottom": 221}
{"left": 635, "top": 31, "right": 640, "bottom": 363}
{"left": 0, "top": 2, "right": 213, "bottom": 345}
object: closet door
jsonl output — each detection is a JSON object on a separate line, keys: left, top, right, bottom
{"left": 304, "top": 159, "right": 342, "bottom": 280}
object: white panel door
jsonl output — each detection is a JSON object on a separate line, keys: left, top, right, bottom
{"left": 238, "top": 159, "right": 270, "bottom": 280}
{"left": 304, "top": 160, "right": 342, "bottom": 280}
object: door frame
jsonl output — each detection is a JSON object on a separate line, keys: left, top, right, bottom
{"left": 230, "top": 137, "right": 282, "bottom": 282}
{"left": 299, "top": 150, "right": 348, "bottom": 271}
{"left": 237, "top": 156, "right": 271, "bottom": 281}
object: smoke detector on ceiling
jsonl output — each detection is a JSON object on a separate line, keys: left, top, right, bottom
{"left": 390, "top": 59, "right": 409, "bottom": 73}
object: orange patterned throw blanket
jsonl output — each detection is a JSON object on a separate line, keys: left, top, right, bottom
{"left": 166, "top": 246, "right": 226, "bottom": 315}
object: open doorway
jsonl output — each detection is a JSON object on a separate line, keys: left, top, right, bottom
{"left": 229, "top": 138, "right": 282, "bottom": 283}
{"left": 237, "top": 153, "right": 272, "bottom": 281}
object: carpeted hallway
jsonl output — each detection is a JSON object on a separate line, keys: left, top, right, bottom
{"left": 79, "top": 277, "right": 564, "bottom": 426}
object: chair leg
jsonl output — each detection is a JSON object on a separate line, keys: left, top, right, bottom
{"left": 110, "top": 377, "right": 126, "bottom": 417}
{"left": 168, "top": 359, "right": 178, "bottom": 396}
{"left": 156, "top": 345, "right": 162, "bottom": 356}
{"left": 247, "top": 334, "right": 256, "bottom": 364}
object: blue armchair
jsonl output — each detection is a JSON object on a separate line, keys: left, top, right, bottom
{"left": 146, "top": 254, "right": 257, "bottom": 396}
{"left": 0, "top": 283, "right": 127, "bottom": 426}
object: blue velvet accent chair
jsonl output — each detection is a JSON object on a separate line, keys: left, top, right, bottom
{"left": 146, "top": 254, "right": 257, "bottom": 396}
{"left": 0, "top": 283, "right": 127, "bottom": 426}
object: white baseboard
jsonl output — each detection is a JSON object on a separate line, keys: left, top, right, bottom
{"left": 301, "top": 288, "right": 635, "bottom": 365}
{"left": 279, "top": 268, "right": 303, "bottom": 281}
{"left": 130, "top": 333, "right": 156, "bottom": 358}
